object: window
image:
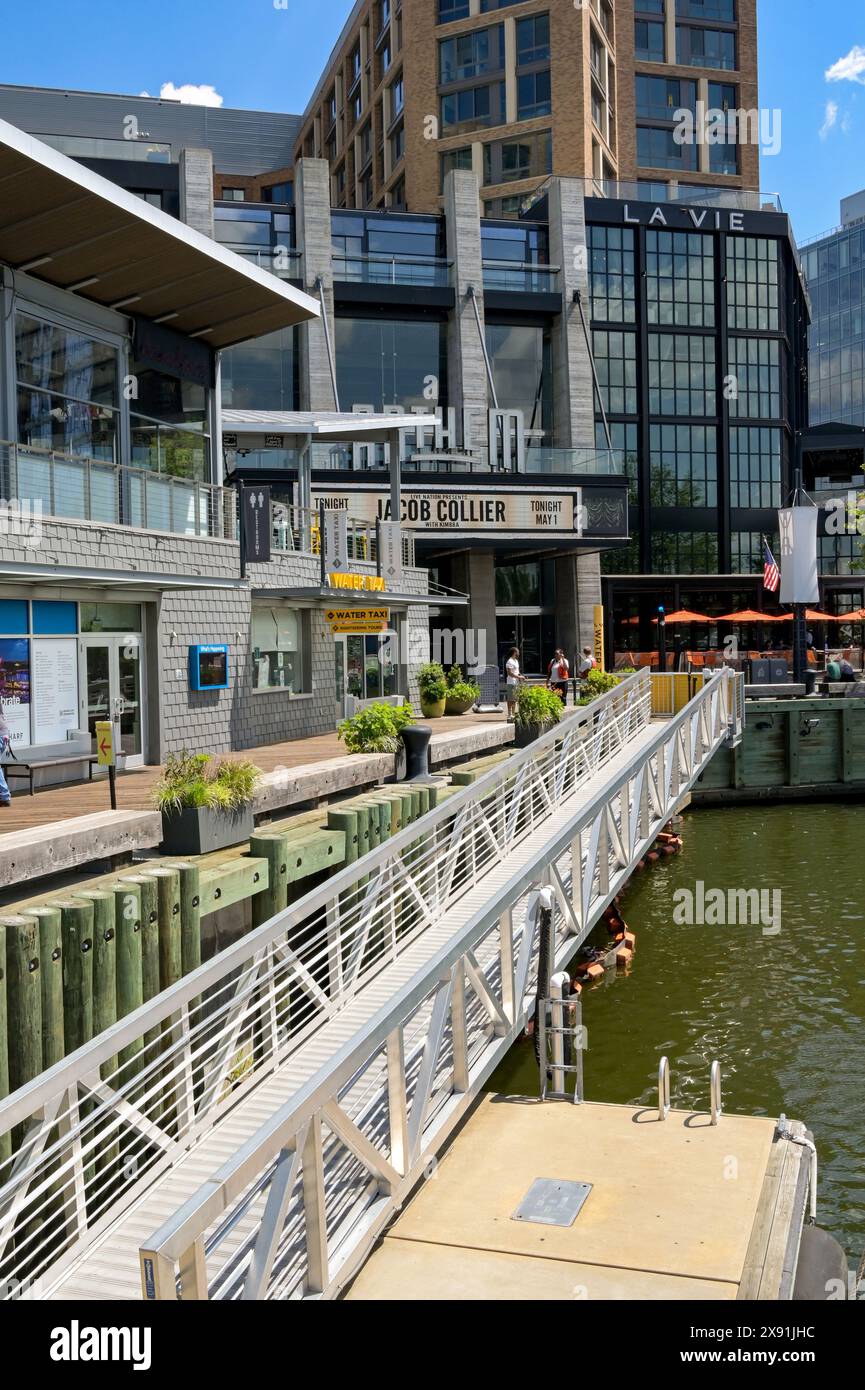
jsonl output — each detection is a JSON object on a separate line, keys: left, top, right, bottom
{"left": 648, "top": 333, "right": 717, "bottom": 415}
{"left": 483, "top": 130, "right": 551, "bottom": 185}
{"left": 390, "top": 121, "right": 405, "bottom": 164}
{"left": 439, "top": 0, "right": 470, "bottom": 18}
{"left": 650, "top": 530, "right": 719, "bottom": 574}
{"left": 646, "top": 230, "right": 716, "bottom": 327}
{"left": 485, "top": 323, "right": 552, "bottom": 435}
{"left": 390, "top": 76, "right": 404, "bottom": 122}
{"left": 728, "top": 337, "right": 781, "bottom": 419}
{"left": 732, "top": 531, "right": 779, "bottom": 575}
{"left": 16, "top": 312, "right": 119, "bottom": 461}
{"left": 636, "top": 75, "right": 697, "bottom": 122}
{"left": 676, "top": 25, "right": 737, "bottom": 70}
{"left": 336, "top": 317, "right": 447, "bottom": 411}
{"left": 131, "top": 190, "right": 164, "bottom": 209}
{"left": 516, "top": 14, "right": 551, "bottom": 66}
{"left": 222, "top": 187, "right": 245, "bottom": 202}
{"left": 637, "top": 125, "right": 698, "bottom": 171}
{"left": 589, "top": 226, "right": 637, "bottom": 324}
{"left": 359, "top": 122, "right": 373, "bottom": 168}
{"left": 251, "top": 607, "right": 308, "bottom": 693}
{"left": 440, "top": 25, "right": 503, "bottom": 82}
{"left": 441, "top": 146, "right": 474, "bottom": 189}
{"left": 676, "top": 0, "right": 736, "bottom": 19}
{"left": 726, "top": 237, "right": 780, "bottom": 331}
{"left": 635, "top": 19, "right": 665, "bottom": 61}
{"left": 650, "top": 423, "right": 717, "bottom": 505}
{"left": 441, "top": 81, "right": 506, "bottom": 133}
{"left": 36, "top": 133, "right": 171, "bottom": 163}
{"left": 221, "top": 327, "right": 299, "bottom": 412}
{"left": 730, "top": 427, "right": 782, "bottom": 508}
{"left": 129, "top": 354, "right": 209, "bottom": 481}
{"left": 262, "top": 182, "right": 294, "bottom": 205}
{"left": 517, "top": 69, "right": 551, "bottom": 120}
{"left": 592, "top": 330, "right": 638, "bottom": 414}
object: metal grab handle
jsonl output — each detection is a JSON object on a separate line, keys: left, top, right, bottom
{"left": 710, "top": 1060, "right": 723, "bottom": 1125}
{"left": 658, "top": 1056, "right": 671, "bottom": 1121}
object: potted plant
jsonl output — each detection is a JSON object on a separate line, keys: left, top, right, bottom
{"left": 513, "top": 683, "right": 563, "bottom": 748}
{"left": 444, "top": 664, "right": 481, "bottom": 716}
{"left": 153, "top": 751, "right": 261, "bottom": 855}
{"left": 338, "top": 700, "right": 414, "bottom": 754}
{"left": 418, "top": 661, "right": 448, "bottom": 719}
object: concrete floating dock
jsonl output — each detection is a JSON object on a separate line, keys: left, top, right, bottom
{"left": 346, "top": 1095, "right": 807, "bottom": 1302}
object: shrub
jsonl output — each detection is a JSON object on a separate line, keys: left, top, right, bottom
{"left": 446, "top": 664, "right": 463, "bottom": 688}
{"left": 338, "top": 701, "right": 414, "bottom": 754}
{"left": 153, "top": 751, "right": 261, "bottom": 815}
{"left": 418, "top": 661, "right": 448, "bottom": 703}
{"left": 447, "top": 679, "right": 481, "bottom": 704}
{"left": 514, "top": 683, "right": 563, "bottom": 728}
{"left": 580, "top": 667, "right": 637, "bottom": 703}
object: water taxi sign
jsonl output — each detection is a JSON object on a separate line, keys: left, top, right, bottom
{"left": 95, "top": 720, "right": 115, "bottom": 767}
{"left": 328, "top": 573, "right": 387, "bottom": 592}
{"left": 326, "top": 607, "right": 389, "bottom": 634}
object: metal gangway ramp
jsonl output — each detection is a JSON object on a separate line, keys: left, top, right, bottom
{"left": 0, "top": 669, "right": 744, "bottom": 1302}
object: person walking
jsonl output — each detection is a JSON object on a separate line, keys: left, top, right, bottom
{"left": 504, "top": 647, "right": 525, "bottom": 720}
{"left": 547, "top": 647, "right": 570, "bottom": 703}
{"left": 0, "top": 704, "right": 13, "bottom": 808}
{"left": 576, "top": 646, "right": 596, "bottom": 698}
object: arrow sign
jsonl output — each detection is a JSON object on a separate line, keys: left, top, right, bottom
{"left": 95, "top": 720, "right": 115, "bottom": 767}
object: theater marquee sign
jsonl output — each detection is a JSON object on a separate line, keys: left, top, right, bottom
{"left": 308, "top": 485, "right": 627, "bottom": 539}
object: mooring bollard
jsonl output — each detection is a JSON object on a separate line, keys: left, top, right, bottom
{"left": 400, "top": 725, "right": 435, "bottom": 782}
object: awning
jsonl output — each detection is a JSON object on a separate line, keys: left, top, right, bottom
{"left": 222, "top": 410, "right": 440, "bottom": 444}
{"left": 0, "top": 117, "right": 319, "bottom": 348}
{"left": 0, "top": 559, "right": 246, "bottom": 592}
{"left": 252, "top": 586, "right": 468, "bottom": 609}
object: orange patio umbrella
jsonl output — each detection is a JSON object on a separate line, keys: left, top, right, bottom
{"left": 652, "top": 609, "right": 712, "bottom": 624}
{"left": 832, "top": 608, "right": 865, "bottom": 622}
{"left": 717, "top": 609, "right": 782, "bottom": 623}
{"left": 776, "top": 609, "right": 843, "bottom": 622}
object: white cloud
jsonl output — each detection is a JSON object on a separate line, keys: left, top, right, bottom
{"left": 819, "top": 100, "right": 839, "bottom": 139}
{"left": 155, "top": 82, "right": 224, "bottom": 107}
{"left": 825, "top": 45, "right": 865, "bottom": 85}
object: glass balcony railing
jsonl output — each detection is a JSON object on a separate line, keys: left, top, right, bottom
{"left": 216, "top": 243, "right": 303, "bottom": 278}
{"left": 332, "top": 252, "right": 452, "bottom": 287}
{"left": 520, "top": 447, "right": 630, "bottom": 476}
{"left": 482, "top": 261, "right": 560, "bottom": 293}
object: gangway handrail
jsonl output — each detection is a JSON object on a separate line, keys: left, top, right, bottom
{"left": 0, "top": 669, "right": 661, "bottom": 1294}
{"left": 135, "top": 669, "right": 743, "bottom": 1296}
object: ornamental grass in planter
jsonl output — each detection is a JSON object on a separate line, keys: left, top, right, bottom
{"left": 418, "top": 661, "right": 448, "bottom": 719}
{"left": 337, "top": 701, "right": 414, "bottom": 754}
{"left": 513, "top": 683, "right": 563, "bottom": 748}
{"left": 153, "top": 751, "right": 261, "bottom": 855}
{"left": 444, "top": 664, "right": 481, "bottom": 716}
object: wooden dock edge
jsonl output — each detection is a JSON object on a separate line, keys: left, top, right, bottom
{"left": 737, "top": 1119, "right": 809, "bottom": 1300}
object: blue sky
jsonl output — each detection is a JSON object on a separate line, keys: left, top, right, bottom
{"left": 0, "top": 0, "right": 863, "bottom": 242}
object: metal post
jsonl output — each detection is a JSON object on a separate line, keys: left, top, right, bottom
{"left": 658, "top": 1056, "right": 671, "bottom": 1121}
{"left": 319, "top": 501, "right": 327, "bottom": 586}
{"left": 658, "top": 606, "right": 667, "bottom": 673}
{"left": 238, "top": 481, "right": 247, "bottom": 579}
{"left": 315, "top": 276, "right": 341, "bottom": 412}
{"left": 710, "top": 1060, "right": 723, "bottom": 1125}
{"left": 550, "top": 971, "right": 568, "bottom": 1094}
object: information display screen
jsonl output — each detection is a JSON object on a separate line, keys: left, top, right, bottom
{"left": 189, "top": 645, "right": 229, "bottom": 691}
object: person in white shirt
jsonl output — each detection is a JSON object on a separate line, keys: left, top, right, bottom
{"left": 505, "top": 647, "right": 524, "bottom": 719}
{"left": 547, "top": 648, "right": 570, "bottom": 703}
{"left": 577, "top": 647, "right": 596, "bottom": 697}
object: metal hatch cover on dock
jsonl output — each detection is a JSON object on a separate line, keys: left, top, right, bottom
{"left": 346, "top": 1095, "right": 780, "bottom": 1302}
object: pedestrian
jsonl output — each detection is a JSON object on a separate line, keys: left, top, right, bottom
{"left": 504, "top": 647, "right": 525, "bottom": 720}
{"left": 0, "top": 703, "right": 13, "bottom": 808}
{"left": 547, "top": 647, "right": 570, "bottom": 703}
{"left": 575, "top": 646, "right": 596, "bottom": 701}
{"left": 838, "top": 656, "right": 856, "bottom": 683}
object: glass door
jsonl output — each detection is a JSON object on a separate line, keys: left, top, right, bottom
{"left": 79, "top": 635, "right": 145, "bottom": 767}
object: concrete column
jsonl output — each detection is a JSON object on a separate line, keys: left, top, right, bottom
{"left": 548, "top": 177, "right": 604, "bottom": 654}
{"left": 178, "top": 148, "right": 215, "bottom": 240}
{"left": 443, "top": 168, "right": 489, "bottom": 455}
{"left": 295, "top": 158, "right": 338, "bottom": 411}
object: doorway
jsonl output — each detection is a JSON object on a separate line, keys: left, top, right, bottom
{"left": 79, "top": 634, "right": 145, "bottom": 766}
{"left": 334, "top": 632, "right": 399, "bottom": 719}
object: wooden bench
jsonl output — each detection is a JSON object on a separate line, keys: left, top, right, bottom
{"left": 1, "top": 752, "right": 95, "bottom": 796}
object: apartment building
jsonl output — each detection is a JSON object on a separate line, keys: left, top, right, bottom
{"left": 294, "top": 0, "right": 759, "bottom": 217}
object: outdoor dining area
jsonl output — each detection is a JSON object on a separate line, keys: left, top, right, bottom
{"left": 613, "top": 605, "right": 865, "bottom": 673}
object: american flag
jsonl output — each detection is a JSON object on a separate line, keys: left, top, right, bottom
{"left": 763, "top": 538, "right": 780, "bottom": 594}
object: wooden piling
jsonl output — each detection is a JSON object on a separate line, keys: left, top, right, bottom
{"left": 0, "top": 923, "right": 8, "bottom": 1166}
{"left": 58, "top": 899, "right": 95, "bottom": 1055}
{"left": 2, "top": 914, "right": 42, "bottom": 1093}
{"left": 114, "top": 880, "right": 143, "bottom": 1074}
{"left": 250, "top": 833, "right": 290, "bottom": 927}
{"left": 23, "top": 906, "right": 64, "bottom": 1072}
{"left": 177, "top": 862, "right": 202, "bottom": 979}
{"left": 79, "top": 891, "right": 116, "bottom": 1042}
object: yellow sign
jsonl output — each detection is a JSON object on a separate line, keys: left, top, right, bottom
{"left": 326, "top": 606, "right": 390, "bottom": 635}
{"left": 593, "top": 605, "right": 605, "bottom": 672}
{"left": 95, "top": 720, "right": 115, "bottom": 767}
{"left": 327, "top": 573, "right": 386, "bottom": 593}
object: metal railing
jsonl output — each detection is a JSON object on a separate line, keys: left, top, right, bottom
{"left": 332, "top": 253, "right": 452, "bottom": 288}
{"left": 522, "top": 176, "right": 783, "bottom": 215}
{"left": 272, "top": 502, "right": 416, "bottom": 570}
{"left": 0, "top": 669, "right": 743, "bottom": 1300}
{"left": 1, "top": 440, "right": 237, "bottom": 541}
{"left": 216, "top": 245, "right": 303, "bottom": 279}
{"left": 481, "top": 261, "right": 560, "bottom": 294}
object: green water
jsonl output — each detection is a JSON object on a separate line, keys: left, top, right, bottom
{"left": 489, "top": 801, "right": 865, "bottom": 1266}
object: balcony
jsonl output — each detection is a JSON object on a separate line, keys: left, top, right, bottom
{"left": 333, "top": 252, "right": 452, "bottom": 287}
{"left": 217, "top": 244, "right": 303, "bottom": 279}
{"left": 1, "top": 440, "right": 236, "bottom": 540}
{"left": 482, "top": 260, "right": 560, "bottom": 293}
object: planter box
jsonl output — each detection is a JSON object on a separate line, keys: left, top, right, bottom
{"left": 445, "top": 696, "right": 475, "bottom": 716}
{"left": 420, "top": 697, "right": 447, "bottom": 719}
{"left": 514, "top": 722, "right": 556, "bottom": 749}
{"left": 160, "top": 805, "right": 254, "bottom": 856}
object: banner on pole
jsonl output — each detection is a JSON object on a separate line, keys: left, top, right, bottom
{"left": 323, "top": 510, "right": 349, "bottom": 573}
{"left": 593, "top": 604, "right": 605, "bottom": 672}
{"left": 779, "top": 507, "right": 819, "bottom": 605}
{"left": 378, "top": 521, "right": 403, "bottom": 587}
